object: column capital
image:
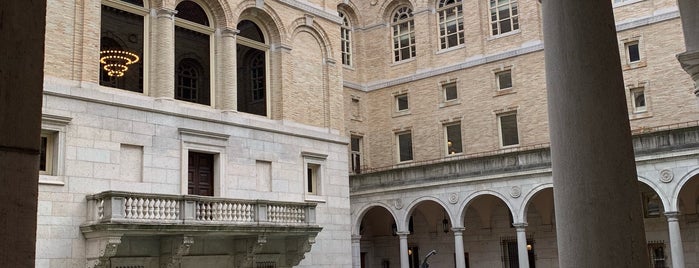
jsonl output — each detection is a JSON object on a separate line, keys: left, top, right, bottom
{"left": 665, "top": 211, "right": 681, "bottom": 221}
{"left": 512, "top": 222, "right": 528, "bottom": 229}
{"left": 451, "top": 227, "right": 465, "bottom": 233}
{"left": 396, "top": 231, "right": 410, "bottom": 237}
{"left": 221, "top": 27, "right": 240, "bottom": 37}
{"left": 351, "top": 235, "right": 362, "bottom": 242}
{"left": 155, "top": 7, "right": 177, "bottom": 19}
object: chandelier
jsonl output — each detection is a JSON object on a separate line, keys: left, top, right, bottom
{"left": 99, "top": 50, "right": 140, "bottom": 77}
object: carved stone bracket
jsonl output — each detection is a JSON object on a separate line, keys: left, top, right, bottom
{"left": 86, "top": 236, "right": 122, "bottom": 268}
{"left": 286, "top": 236, "right": 316, "bottom": 266}
{"left": 161, "top": 236, "right": 194, "bottom": 268}
{"left": 236, "top": 235, "right": 268, "bottom": 268}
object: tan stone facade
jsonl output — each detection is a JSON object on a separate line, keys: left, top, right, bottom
{"left": 343, "top": 0, "right": 698, "bottom": 169}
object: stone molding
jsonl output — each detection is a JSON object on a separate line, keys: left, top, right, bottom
{"left": 236, "top": 235, "right": 267, "bottom": 267}
{"left": 276, "top": 0, "right": 342, "bottom": 24}
{"left": 86, "top": 236, "right": 123, "bottom": 268}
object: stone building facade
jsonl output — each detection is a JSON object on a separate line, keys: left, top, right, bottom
{"left": 343, "top": 0, "right": 699, "bottom": 268}
{"left": 27, "top": 0, "right": 699, "bottom": 267}
{"left": 38, "top": 0, "right": 351, "bottom": 267}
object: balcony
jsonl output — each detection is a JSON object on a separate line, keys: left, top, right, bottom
{"left": 80, "top": 191, "right": 322, "bottom": 268}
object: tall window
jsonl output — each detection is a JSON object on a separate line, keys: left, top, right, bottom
{"left": 437, "top": 0, "right": 464, "bottom": 49}
{"left": 631, "top": 87, "right": 647, "bottom": 113}
{"left": 99, "top": 0, "right": 146, "bottom": 92}
{"left": 237, "top": 20, "right": 269, "bottom": 116}
{"left": 499, "top": 113, "right": 519, "bottom": 146}
{"left": 175, "top": 0, "right": 212, "bottom": 105}
{"left": 351, "top": 136, "right": 362, "bottom": 174}
{"left": 39, "top": 131, "right": 56, "bottom": 175}
{"left": 443, "top": 82, "right": 458, "bottom": 101}
{"left": 392, "top": 6, "right": 416, "bottom": 62}
{"left": 339, "top": 11, "right": 353, "bottom": 66}
{"left": 647, "top": 241, "right": 666, "bottom": 268}
{"left": 445, "top": 123, "right": 463, "bottom": 155}
{"left": 397, "top": 131, "right": 413, "bottom": 162}
{"left": 489, "top": 0, "right": 519, "bottom": 36}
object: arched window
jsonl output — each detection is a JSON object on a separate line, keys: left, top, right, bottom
{"left": 237, "top": 20, "right": 269, "bottom": 116}
{"left": 176, "top": 58, "right": 204, "bottom": 103}
{"left": 391, "top": 6, "right": 416, "bottom": 62}
{"left": 489, "top": 0, "right": 519, "bottom": 36}
{"left": 99, "top": 0, "right": 147, "bottom": 93}
{"left": 437, "top": 0, "right": 464, "bottom": 49}
{"left": 175, "top": 0, "right": 212, "bottom": 105}
{"left": 339, "top": 11, "right": 352, "bottom": 66}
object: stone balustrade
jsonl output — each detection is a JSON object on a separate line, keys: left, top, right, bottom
{"left": 85, "top": 191, "right": 317, "bottom": 226}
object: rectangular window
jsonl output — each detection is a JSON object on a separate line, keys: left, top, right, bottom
{"left": 39, "top": 132, "right": 55, "bottom": 175}
{"left": 397, "top": 132, "right": 413, "bottom": 162}
{"left": 351, "top": 98, "right": 361, "bottom": 118}
{"left": 626, "top": 42, "right": 640, "bottom": 63}
{"left": 445, "top": 123, "right": 463, "bottom": 155}
{"left": 443, "top": 82, "right": 458, "bottom": 101}
{"left": 396, "top": 94, "right": 409, "bottom": 111}
{"left": 631, "top": 88, "right": 646, "bottom": 113}
{"left": 647, "top": 241, "right": 666, "bottom": 268}
{"left": 499, "top": 113, "right": 519, "bottom": 147}
{"left": 642, "top": 192, "right": 661, "bottom": 218}
{"left": 497, "top": 70, "right": 513, "bottom": 90}
{"left": 307, "top": 163, "right": 320, "bottom": 194}
{"left": 351, "top": 136, "right": 362, "bottom": 174}
{"left": 100, "top": 3, "right": 146, "bottom": 93}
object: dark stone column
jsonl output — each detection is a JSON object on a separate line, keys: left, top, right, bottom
{"left": 541, "top": 1, "right": 649, "bottom": 267}
{"left": 0, "top": 0, "right": 46, "bottom": 266}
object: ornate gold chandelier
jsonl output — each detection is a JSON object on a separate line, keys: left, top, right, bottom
{"left": 99, "top": 50, "right": 140, "bottom": 77}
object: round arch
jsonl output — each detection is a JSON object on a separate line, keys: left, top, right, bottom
{"left": 402, "top": 196, "right": 453, "bottom": 231}
{"left": 352, "top": 202, "right": 400, "bottom": 236}
{"left": 232, "top": 1, "right": 287, "bottom": 42}
{"left": 337, "top": 2, "right": 361, "bottom": 27}
{"left": 671, "top": 166, "right": 699, "bottom": 211}
{"left": 289, "top": 18, "right": 335, "bottom": 60}
{"left": 173, "top": 0, "right": 230, "bottom": 27}
{"left": 518, "top": 183, "right": 553, "bottom": 222}
{"left": 457, "top": 190, "right": 516, "bottom": 227}
{"left": 637, "top": 175, "right": 671, "bottom": 212}
{"left": 378, "top": 0, "right": 416, "bottom": 23}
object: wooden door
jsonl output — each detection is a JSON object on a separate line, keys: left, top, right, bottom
{"left": 188, "top": 152, "right": 214, "bottom": 196}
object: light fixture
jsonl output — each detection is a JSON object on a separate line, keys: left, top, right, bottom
{"left": 526, "top": 244, "right": 532, "bottom": 251}
{"left": 442, "top": 214, "right": 450, "bottom": 233}
{"left": 100, "top": 49, "right": 140, "bottom": 77}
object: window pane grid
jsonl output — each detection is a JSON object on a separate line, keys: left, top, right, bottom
{"left": 438, "top": 0, "right": 464, "bottom": 49}
{"left": 392, "top": 7, "right": 416, "bottom": 62}
{"left": 398, "top": 132, "right": 413, "bottom": 162}
{"left": 490, "top": 0, "right": 519, "bottom": 36}
{"left": 340, "top": 12, "right": 352, "bottom": 66}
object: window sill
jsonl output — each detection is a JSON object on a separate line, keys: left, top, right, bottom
{"left": 445, "top": 152, "right": 463, "bottom": 158}
{"left": 500, "top": 143, "right": 520, "bottom": 149}
{"left": 391, "top": 58, "right": 415, "bottom": 67}
{"left": 304, "top": 195, "right": 326, "bottom": 203}
{"left": 439, "top": 100, "right": 461, "bottom": 108}
{"left": 392, "top": 111, "right": 411, "bottom": 118}
{"left": 622, "top": 61, "right": 647, "bottom": 70}
{"left": 343, "top": 65, "right": 356, "bottom": 71}
{"left": 436, "top": 44, "right": 465, "bottom": 55}
{"left": 351, "top": 116, "right": 364, "bottom": 122}
{"left": 39, "top": 175, "right": 65, "bottom": 186}
{"left": 487, "top": 30, "right": 521, "bottom": 41}
{"left": 494, "top": 88, "right": 516, "bottom": 97}
{"left": 629, "top": 111, "right": 652, "bottom": 120}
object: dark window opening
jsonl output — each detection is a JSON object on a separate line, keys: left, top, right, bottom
{"left": 175, "top": 25, "right": 210, "bottom": 105}
{"left": 175, "top": 0, "right": 209, "bottom": 26}
{"left": 398, "top": 132, "right": 413, "bottom": 162}
{"left": 237, "top": 20, "right": 268, "bottom": 116}
{"left": 100, "top": 5, "right": 144, "bottom": 93}
{"left": 500, "top": 113, "right": 519, "bottom": 146}
{"left": 628, "top": 43, "right": 640, "bottom": 62}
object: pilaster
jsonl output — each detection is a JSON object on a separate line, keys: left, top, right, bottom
{"left": 152, "top": 7, "right": 177, "bottom": 99}
{"left": 218, "top": 27, "right": 239, "bottom": 111}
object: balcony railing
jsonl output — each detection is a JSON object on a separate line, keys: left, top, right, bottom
{"left": 85, "top": 191, "right": 317, "bottom": 226}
